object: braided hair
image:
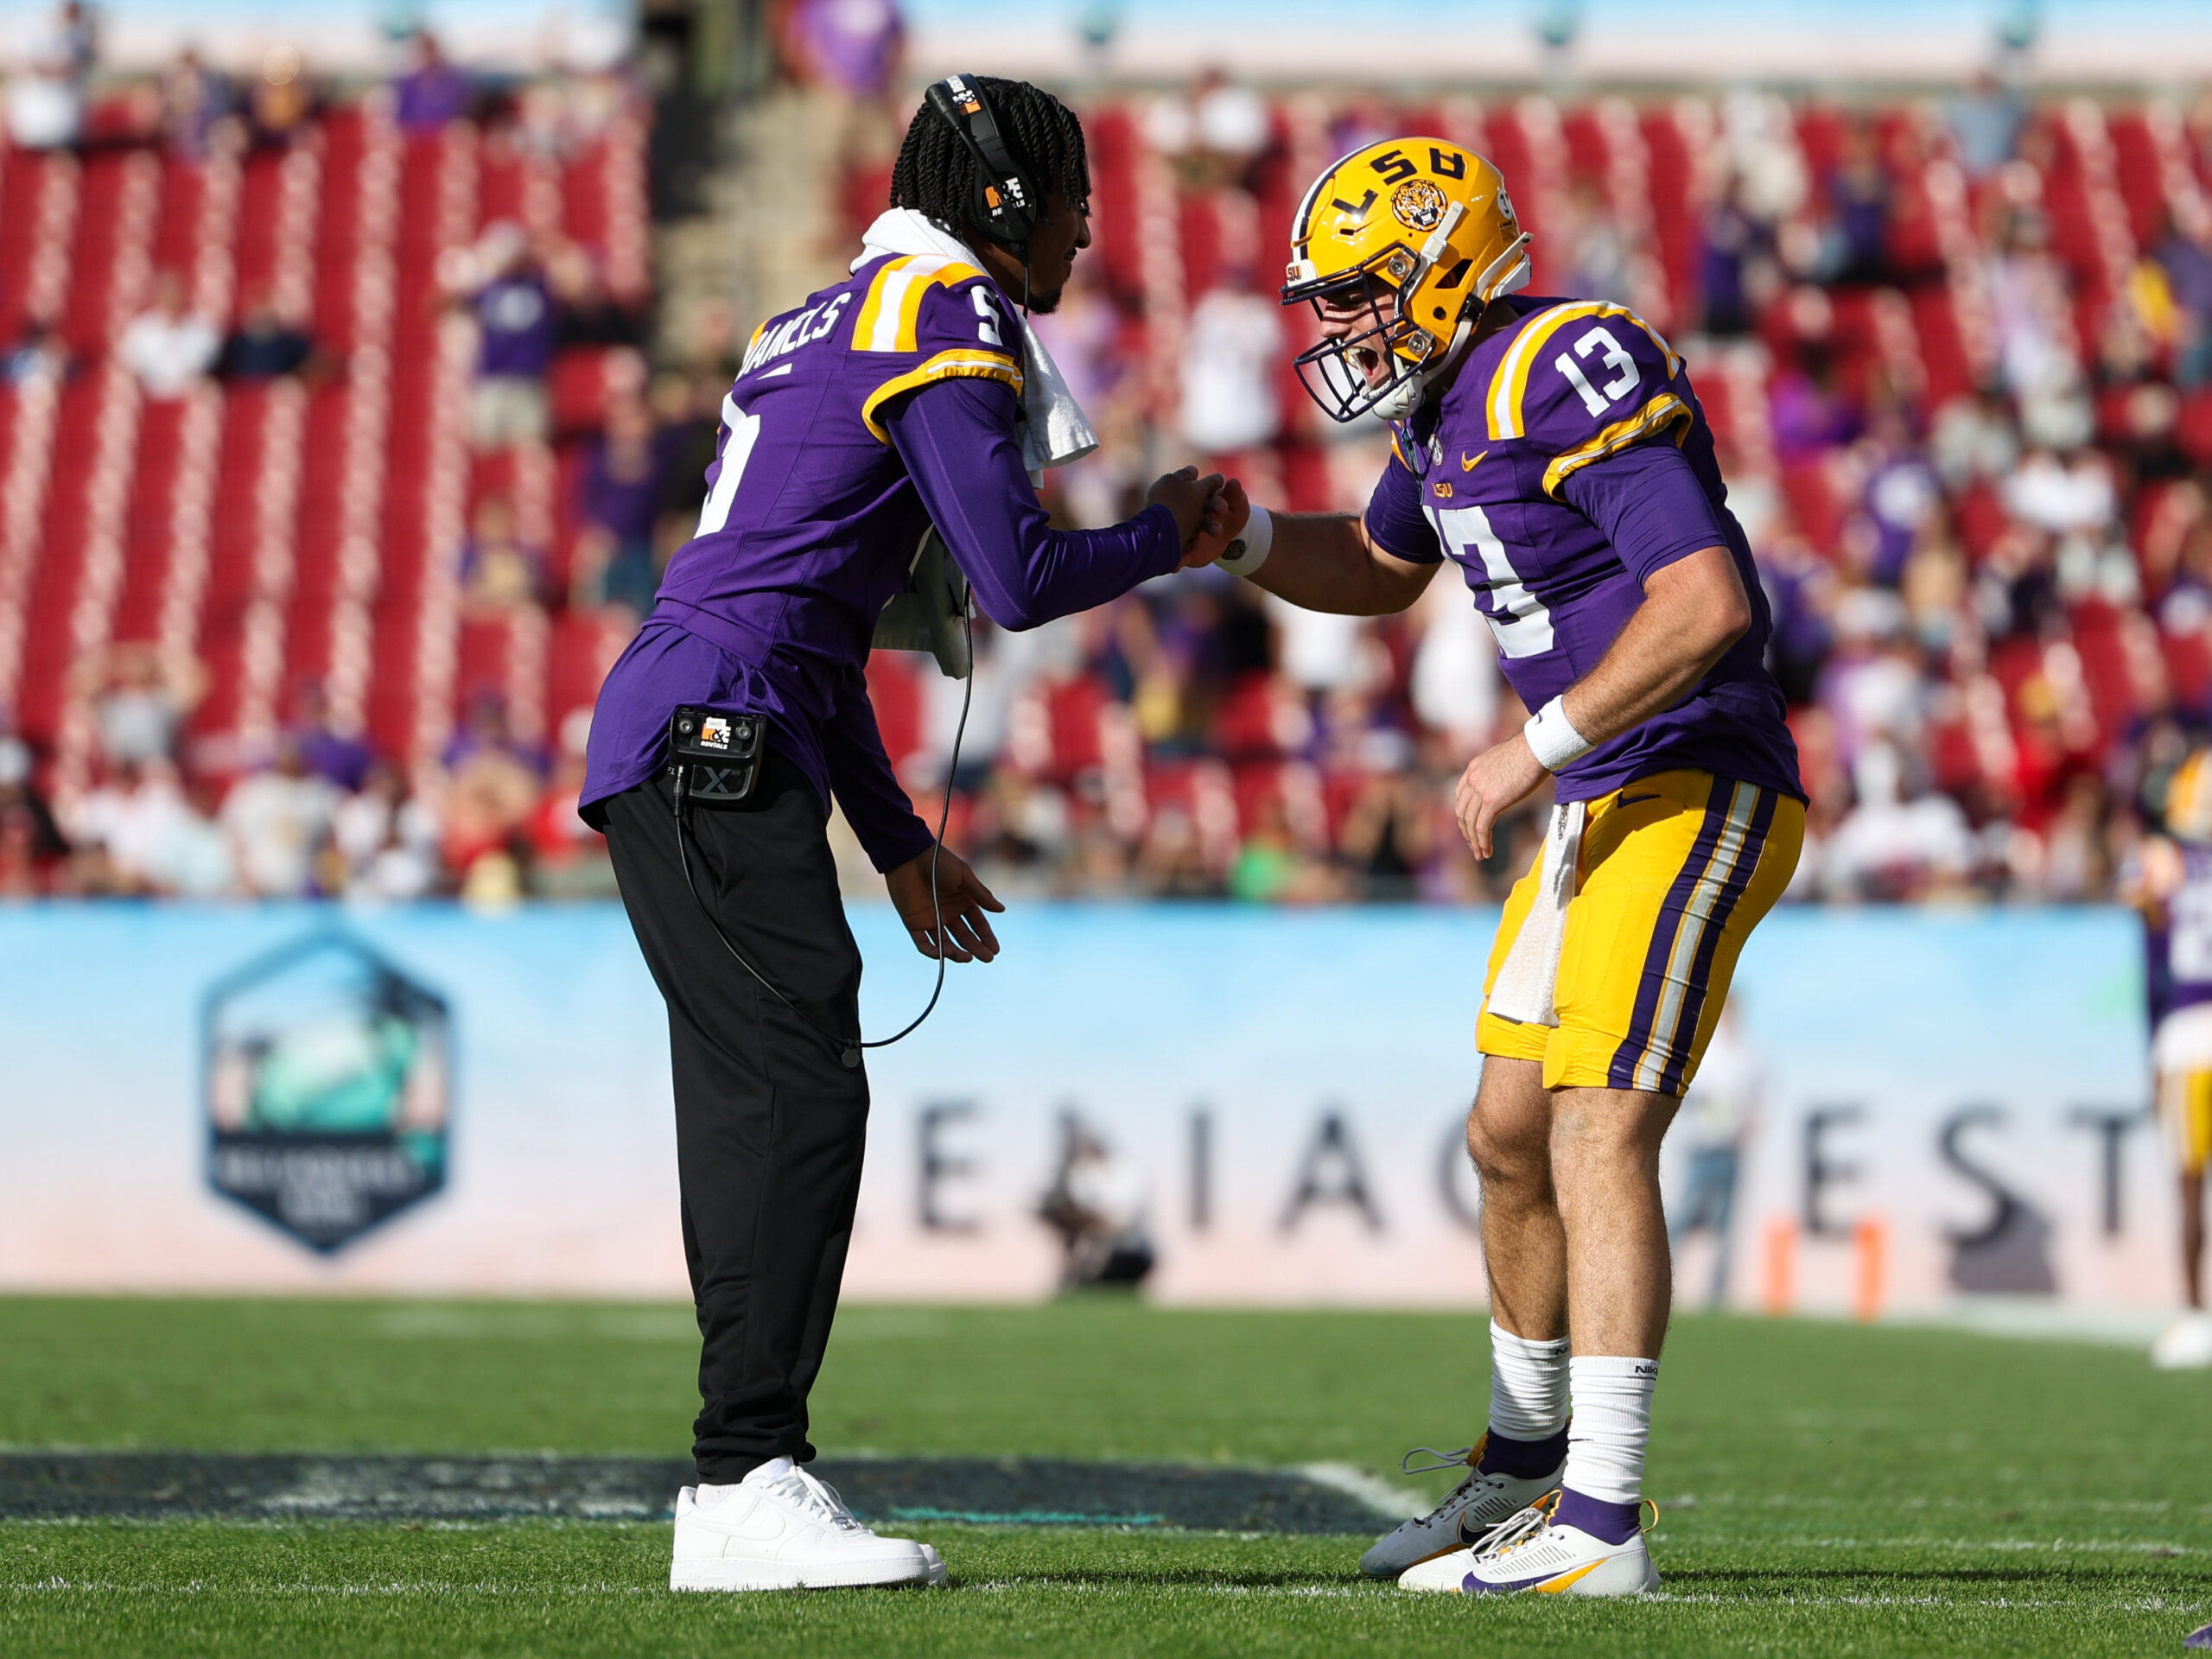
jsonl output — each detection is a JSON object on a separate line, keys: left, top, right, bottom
{"left": 889, "top": 77, "right": 1090, "bottom": 244}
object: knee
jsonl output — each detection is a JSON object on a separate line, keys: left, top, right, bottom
{"left": 1466, "top": 1104, "right": 1548, "bottom": 1195}
{"left": 1551, "top": 1094, "right": 1672, "bottom": 1180}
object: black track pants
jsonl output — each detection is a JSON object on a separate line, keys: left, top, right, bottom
{"left": 600, "top": 752, "right": 868, "bottom": 1483}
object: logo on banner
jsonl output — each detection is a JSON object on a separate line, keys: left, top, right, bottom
{"left": 203, "top": 932, "right": 453, "bottom": 1254}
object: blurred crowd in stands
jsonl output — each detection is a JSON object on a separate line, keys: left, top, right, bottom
{"left": 0, "top": 3, "right": 684, "bottom": 902}
{"left": 10, "top": 0, "right": 2212, "bottom": 909}
{"left": 831, "top": 64, "right": 2212, "bottom": 910}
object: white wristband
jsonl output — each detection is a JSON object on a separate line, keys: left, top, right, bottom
{"left": 1215, "top": 505, "right": 1273, "bottom": 578}
{"left": 1523, "top": 695, "right": 1593, "bottom": 772}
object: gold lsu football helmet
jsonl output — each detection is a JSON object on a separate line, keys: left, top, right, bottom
{"left": 2169, "top": 747, "right": 2212, "bottom": 845}
{"left": 1281, "top": 138, "right": 1532, "bottom": 423}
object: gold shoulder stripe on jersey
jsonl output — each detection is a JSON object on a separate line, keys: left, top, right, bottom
{"left": 854, "top": 255, "right": 991, "bottom": 354}
{"left": 859, "top": 348, "right": 1025, "bottom": 442}
{"left": 1540, "top": 391, "right": 1693, "bottom": 497}
{"left": 1487, "top": 302, "right": 1684, "bottom": 441}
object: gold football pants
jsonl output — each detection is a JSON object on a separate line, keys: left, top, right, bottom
{"left": 1478, "top": 770, "right": 1803, "bottom": 1096}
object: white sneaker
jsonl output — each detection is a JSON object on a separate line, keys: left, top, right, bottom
{"left": 1359, "top": 1436, "right": 1565, "bottom": 1578}
{"left": 1397, "top": 1493, "right": 1660, "bottom": 1598}
{"left": 2153, "top": 1313, "right": 2212, "bottom": 1370}
{"left": 669, "top": 1458, "right": 945, "bottom": 1591}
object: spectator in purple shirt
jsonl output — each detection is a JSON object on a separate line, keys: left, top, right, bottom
{"left": 451, "top": 223, "right": 556, "bottom": 451}
{"left": 286, "top": 678, "right": 372, "bottom": 793}
{"left": 1827, "top": 118, "right": 1891, "bottom": 287}
{"left": 780, "top": 0, "right": 906, "bottom": 243}
{"left": 575, "top": 393, "right": 666, "bottom": 618}
{"left": 2157, "top": 212, "right": 2212, "bottom": 389}
{"left": 391, "top": 30, "right": 473, "bottom": 133}
{"left": 782, "top": 0, "right": 903, "bottom": 97}
{"left": 1696, "top": 178, "right": 1775, "bottom": 338}
{"left": 1857, "top": 403, "right": 1942, "bottom": 587}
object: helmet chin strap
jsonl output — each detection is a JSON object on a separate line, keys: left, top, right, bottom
{"left": 1375, "top": 309, "right": 1482, "bottom": 423}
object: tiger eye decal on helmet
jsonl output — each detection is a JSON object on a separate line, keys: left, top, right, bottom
{"left": 1281, "top": 137, "right": 1533, "bottom": 424}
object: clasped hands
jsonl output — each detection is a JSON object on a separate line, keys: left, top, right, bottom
{"left": 891, "top": 468, "right": 1249, "bottom": 962}
{"left": 1145, "top": 465, "right": 1548, "bottom": 862}
{"left": 1145, "top": 468, "right": 1253, "bottom": 569}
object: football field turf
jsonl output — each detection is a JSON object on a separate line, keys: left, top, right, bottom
{"left": 2, "top": 1296, "right": 2209, "bottom": 1656}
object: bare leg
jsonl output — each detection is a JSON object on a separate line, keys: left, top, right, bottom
{"left": 2184, "top": 1172, "right": 2205, "bottom": 1311}
{"left": 1467, "top": 1057, "right": 1567, "bottom": 1341}
{"left": 1549, "top": 1085, "right": 1681, "bottom": 1359}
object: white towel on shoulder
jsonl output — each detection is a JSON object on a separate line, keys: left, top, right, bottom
{"left": 1484, "top": 801, "right": 1586, "bottom": 1028}
{"left": 852, "top": 207, "right": 1097, "bottom": 479}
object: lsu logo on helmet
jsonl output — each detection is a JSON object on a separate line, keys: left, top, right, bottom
{"left": 1281, "top": 139, "right": 1532, "bottom": 423}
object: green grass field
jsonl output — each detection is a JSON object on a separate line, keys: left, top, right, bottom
{"left": 3, "top": 1296, "right": 2209, "bottom": 1656}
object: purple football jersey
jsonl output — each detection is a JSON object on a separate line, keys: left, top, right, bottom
{"left": 2151, "top": 842, "right": 2212, "bottom": 1025}
{"left": 582, "top": 251, "right": 1183, "bottom": 868}
{"left": 1363, "top": 295, "right": 1802, "bottom": 804}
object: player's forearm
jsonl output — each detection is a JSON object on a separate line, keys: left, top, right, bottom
{"left": 887, "top": 380, "right": 1181, "bottom": 630}
{"left": 1557, "top": 546, "right": 1751, "bottom": 747}
{"left": 1245, "top": 513, "right": 1427, "bottom": 615}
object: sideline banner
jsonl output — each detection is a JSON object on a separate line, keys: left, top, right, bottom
{"left": 0, "top": 903, "right": 2157, "bottom": 1313}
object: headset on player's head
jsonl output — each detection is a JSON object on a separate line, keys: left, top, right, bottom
{"left": 925, "top": 73, "right": 1041, "bottom": 251}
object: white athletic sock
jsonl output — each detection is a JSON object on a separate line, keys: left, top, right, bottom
{"left": 693, "top": 1457, "right": 794, "bottom": 1509}
{"left": 1487, "top": 1320, "right": 1571, "bottom": 1441}
{"left": 1561, "top": 1356, "right": 1658, "bottom": 1504}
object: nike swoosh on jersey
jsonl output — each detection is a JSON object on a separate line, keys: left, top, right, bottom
{"left": 1461, "top": 449, "right": 1487, "bottom": 472}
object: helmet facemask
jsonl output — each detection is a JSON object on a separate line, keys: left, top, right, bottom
{"left": 1287, "top": 263, "right": 1448, "bottom": 425}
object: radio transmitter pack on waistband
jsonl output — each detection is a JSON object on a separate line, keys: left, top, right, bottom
{"left": 665, "top": 706, "right": 762, "bottom": 804}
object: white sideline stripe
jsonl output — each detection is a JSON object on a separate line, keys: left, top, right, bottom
{"left": 1882, "top": 1300, "right": 2175, "bottom": 1349}
{"left": 7, "top": 1516, "right": 2199, "bottom": 1552}
{"left": 1293, "top": 1461, "right": 1427, "bottom": 1519}
{"left": 8, "top": 1510, "right": 2198, "bottom": 1551}
{"left": 1646, "top": 1592, "right": 2209, "bottom": 1611}
{"left": 1666, "top": 1534, "right": 2198, "bottom": 1554}
{"left": 9, "top": 1579, "right": 2208, "bottom": 1612}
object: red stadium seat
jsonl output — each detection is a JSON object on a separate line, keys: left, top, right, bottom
{"left": 550, "top": 348, "right": 625, "bottom": 435}
{"left": 2163, "top": 625, "right": 2212, "bottom": 714}
{"left": 2180, "top": 391, "right": 2212, "bottom": 467}
{"left": 1954, "top": 483, "right": 2010, "bottom": 563}
{"left": 864, "top": 650, "right": 926, "bottom": 782}
{"left": 1044, "top": 672, "right": 1109, "bottom": 781}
